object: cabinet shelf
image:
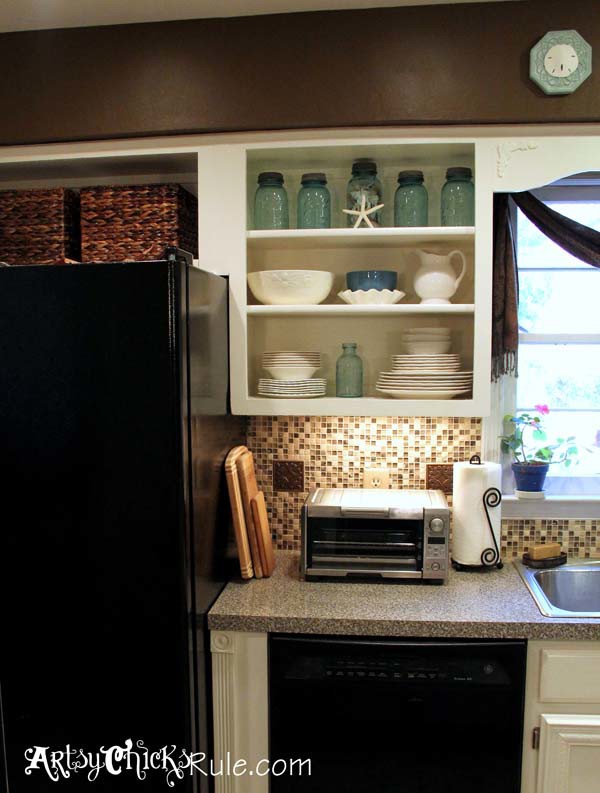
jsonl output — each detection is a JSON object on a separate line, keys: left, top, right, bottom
{"left": 247, "top": 227, "right": 475, "bottom": 250}
{"left": 245, "top": 396, "right": 478, "bottom": 417}
{"left": 247, "top": 303, "right": 475, "bottom": 317}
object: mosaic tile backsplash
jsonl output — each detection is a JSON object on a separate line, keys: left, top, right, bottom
{"left": 247, "top": 415, "right": 600, "bottom": 558}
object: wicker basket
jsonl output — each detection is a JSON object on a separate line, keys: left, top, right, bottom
{"left": 80, "top": 184, "right": 198, "bottom": 262}
{"left": 0, "top": 188, "right": 80, "bottom": 265}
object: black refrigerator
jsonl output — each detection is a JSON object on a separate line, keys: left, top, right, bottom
{"left": 0, "top": 249, "right": 245, "bottom": 792}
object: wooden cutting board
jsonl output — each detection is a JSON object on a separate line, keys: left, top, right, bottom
{"left": 224, "top": 446, "right": 254, "bottom": 579}
{"left": 236, "top": 450, "right": 265, "bottom": 578}
{"left": 251, "top": 491, "right": 276, "bottom": 578}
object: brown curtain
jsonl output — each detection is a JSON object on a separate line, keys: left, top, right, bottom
{"left": 492, "top": 194, "right": 519, "bottom": 381}
{"left": 492, "top": 191, "right": 600, "bottom": 381}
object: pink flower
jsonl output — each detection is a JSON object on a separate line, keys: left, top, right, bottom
{"left": 535, "top": 404, "right": 550, "bottom": 415}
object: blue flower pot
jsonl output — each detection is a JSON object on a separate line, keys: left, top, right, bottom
{"left": 346, "top": 270, "right": 397, "bottom": 292}
{"left": 512, "top": 462, "right": 549, "bottom": 492}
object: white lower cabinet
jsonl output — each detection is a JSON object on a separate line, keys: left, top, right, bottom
{"left": 522, "top": 641, "right": 600, "bottom": 793}
{"left": 537, "top": 714, "right": 600, "bottom": 793}
{"left": 209, "top": 633, "right": 600, "bottom": 793}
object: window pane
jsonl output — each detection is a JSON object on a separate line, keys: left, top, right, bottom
{"left": 550, "top": 201, "right": 600, "bottom": 230}
{"left": 519, "top": 270, "right": 600, "bottom": 333}
{"left": 517, "top": 344, "right": 600, "bottom": 410}
{"left": 517, "top": 204, "right": 600, "bottom": 269}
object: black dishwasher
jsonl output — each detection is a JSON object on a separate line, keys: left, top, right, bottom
{"left": 269, "top": 635, "right": 527, "bottom": 793}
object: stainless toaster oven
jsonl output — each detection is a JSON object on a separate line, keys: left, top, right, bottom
{"left": 301, "top": 488, "right": 449, "bottom": 583}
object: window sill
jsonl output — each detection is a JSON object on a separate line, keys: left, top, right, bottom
{"left": 502, "top": 495, "right": 600, "bottom": 520}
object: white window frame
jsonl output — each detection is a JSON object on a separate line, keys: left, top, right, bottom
{"left": 483, "top": 179, "right": 600, "bottom": 519}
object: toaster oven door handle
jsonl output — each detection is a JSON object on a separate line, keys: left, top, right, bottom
{"left": 340, "top": 508, "right": 390, "bottom": 518}
{"left": 313, "top": 541, "right": 416, "bottom": 550}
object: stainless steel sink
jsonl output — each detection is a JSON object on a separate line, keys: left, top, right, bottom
{"left": 516, "top": 560, "right": 600, "bottom": 618}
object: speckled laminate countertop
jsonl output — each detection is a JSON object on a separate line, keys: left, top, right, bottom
{"left": 208, "top": 551, "right": 600, "bottom": 640}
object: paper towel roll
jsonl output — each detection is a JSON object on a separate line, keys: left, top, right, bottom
{"left": 452, "top": 459, "right": 502, "bottom": 567}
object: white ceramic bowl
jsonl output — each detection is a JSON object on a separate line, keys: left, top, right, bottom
{"left": 406, "top": 327, "right": 450, "bottom": 335}
{"left": 404, "top": 340, "right": 452, "bottom": 354}
{"left": 265, "top": 365, "right": 319, "bottom": 380}
{"left": 248, "top": 270, "right": 334, "bottom": 305}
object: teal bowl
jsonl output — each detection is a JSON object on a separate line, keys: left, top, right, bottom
{"left": 346, "top": 270, "right": 397, "bottom": 292}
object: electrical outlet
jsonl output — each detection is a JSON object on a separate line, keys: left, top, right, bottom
{"left": 363, "top": 468, "right": 390, "bottom": 489}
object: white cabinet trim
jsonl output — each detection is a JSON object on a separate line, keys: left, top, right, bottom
{"left": 210, "top": 631, "right": 269, "bottom": 793}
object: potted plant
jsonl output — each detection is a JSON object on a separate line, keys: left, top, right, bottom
{"left": 500, "top": 404, "right": 577, "bottom": 497}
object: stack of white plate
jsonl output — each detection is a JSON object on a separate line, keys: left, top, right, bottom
{"left": 402, "top": 326, "right": 452, "bottom": 355}
{"left": 259, "top": 351, "right": 325, "bottom": 397}
{"left": 262, "top": 351, "right": 321, "bottom": 380}
{"left": 378, "top": 351, "right": 472, "bottom": 399}
{"left": 258, "top": 379, "right": 327, "bottom": 398}
{"left": 376, "top": 373, "right": 473, "bottom": 399}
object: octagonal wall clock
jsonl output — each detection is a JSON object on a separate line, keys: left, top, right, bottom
{"left": 530, "top": 30, "right": 592, "bottom": 95}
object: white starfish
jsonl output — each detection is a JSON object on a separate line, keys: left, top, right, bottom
{"left": 342, "top": 193, "right": 385, "bottom": 229}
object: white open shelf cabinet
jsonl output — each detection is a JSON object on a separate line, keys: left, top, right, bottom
{"left": 0, "top": 130, "right": 498, "bottom": 418}
{"left": 218, "top": 135, "right": 492, "bottom": 416}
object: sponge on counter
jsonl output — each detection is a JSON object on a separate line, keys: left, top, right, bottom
{"left": 528, "top": 542, "right": 562, "bottom": 560}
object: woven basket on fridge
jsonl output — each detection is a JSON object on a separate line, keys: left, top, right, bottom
{"left": 0, "top": 188, "right": 80, "bottom": 265}
{"left": 80, "top": 184, "right": 198, "bottom": 262}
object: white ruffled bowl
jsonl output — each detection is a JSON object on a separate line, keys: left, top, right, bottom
{"left": 338, "top": 288, "right": 405, "bottom": 305}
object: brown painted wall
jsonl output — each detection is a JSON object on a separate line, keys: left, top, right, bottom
{"left": 1, "top": 0, "right": 599, "bottom": 146}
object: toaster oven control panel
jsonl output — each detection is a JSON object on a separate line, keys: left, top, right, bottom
{"left": 422, "top": 511, "right": 449, "bottom": 579}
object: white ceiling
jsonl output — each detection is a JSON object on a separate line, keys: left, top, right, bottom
{"left": 0, "top": 0, "right": 520, "bottom": 34}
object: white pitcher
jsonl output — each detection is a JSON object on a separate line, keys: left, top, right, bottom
{"left": 413, "top": 249, "right": 467, "bottom": 305}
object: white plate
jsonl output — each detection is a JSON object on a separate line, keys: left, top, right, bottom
{"left": 376, "top": 388, "right": 471, "bottom": 399}
{"left": 337, "top": 288, "right": 406, "bottom": 305}
{"left": 259, "top": 382, "right": 326, "bottom": 386}
{"left": 378, "top": 376, "right": 473, "bottom": 382}
{"left": 258, "top": 387, "right": 327, "bottom": 393}
{"left": 392, "top": 366, "right": 460, "bottom": 375}
{"left": 259, "top": 385, "right": 326, "bottom": 391}
{"left": 392, "top": 354, "right": 460, "bottom": 361}
{"left": 258, "top": 392, "right": 325, "bottom": 399}
{"left": 379, "top": 375, "right": 473, "bottom": 382}
{"left": 378, "top": 383, "right": 472, "bottom": 389}
{"left": 259, "top": 378, "right": 326, "bottom": 384}
{"left": 259, "top": 386, "right": 326, "bottom": 390}
{"left": 379, "top": 371, "right": 473, "bottom": 380}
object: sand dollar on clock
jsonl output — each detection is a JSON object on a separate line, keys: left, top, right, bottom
{"left": 530, "top": 30, "right": 592, "bottom": 95}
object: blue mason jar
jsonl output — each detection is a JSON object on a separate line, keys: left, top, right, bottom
{"left": 346, "top": 159, "right": 383, "bottom": 227}
{"left": 394, "top": 170, "right": 428, "bottom": 227}
{"left": 336, "top": 343, "right": 363, "bottom": 397}
{"left": 441, "top": 167, "right": 474, "bottom": 226}
{"left": 297, "top": 172, "right": 331, "bottom": 229}
{"left": 254, "top": 172, "right": 289, "bottom": 230}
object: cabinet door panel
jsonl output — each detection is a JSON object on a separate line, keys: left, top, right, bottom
{"left": 540, "top": 649, "right": 600, "bottom": 703}
{"left": 537, "top": 714, "right": 600, "bottom": 793}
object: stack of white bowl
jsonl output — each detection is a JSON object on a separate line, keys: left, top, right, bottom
{"left": 402, "top": 326, "right": 452, "bottom": 355}
{"left": 376, "top": 327, "right": 473, "bottom": 399}
{"left": 259, "top": 351, "right": 326, "bottom": 398}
